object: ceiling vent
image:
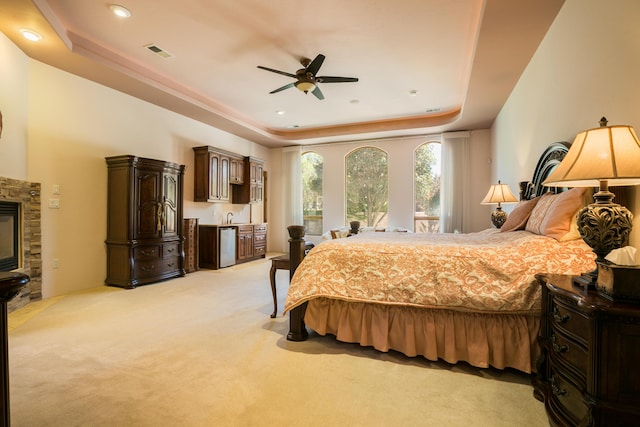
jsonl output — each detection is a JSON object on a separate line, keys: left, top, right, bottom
{"left": 144, "top": 44, "right": 174, "bottom": 59}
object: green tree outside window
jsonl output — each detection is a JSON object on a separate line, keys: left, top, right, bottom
{"left": 346, "top": 147, "right": 388, "bottom": 227}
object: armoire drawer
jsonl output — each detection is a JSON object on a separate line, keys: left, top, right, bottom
{"left": 134, "top": 257, "right": 180, "bottom": 279}
{"left": 162, "top": 243, "right": 180, "bottom": 258}
{"left": 133, "top": 245, "right": 161, "bottom": 260}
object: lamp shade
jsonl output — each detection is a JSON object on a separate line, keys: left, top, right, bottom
{"left": 539, "top": 118, "right": 640, "bottom": 287}
{"left": 543, "top": 123, "right": 640, "bottom": 187}
{"left": 481, "top": 181, "right": 518, "bottom": 205}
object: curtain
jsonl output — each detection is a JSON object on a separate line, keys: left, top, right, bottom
{"left": 282, "top": 145, "right": 303, "bottom": 231}
{"left": 441, "top": 131, "right": 471, "bottom": 233}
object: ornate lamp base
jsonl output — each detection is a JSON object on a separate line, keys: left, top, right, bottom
{"left": 491, "top": 207, "right": 508, "bottom": 229}
{"left": 577, "top": 201, "right": 634, "bottom": 284}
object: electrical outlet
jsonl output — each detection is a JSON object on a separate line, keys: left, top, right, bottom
{"left": 52, "top": 258, "right": 59, "bottom": 269}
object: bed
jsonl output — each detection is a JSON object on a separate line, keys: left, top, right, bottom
{"left": 282, "top": 142, "right": 596, "bottom": 373}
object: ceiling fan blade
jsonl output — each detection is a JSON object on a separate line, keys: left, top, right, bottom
{"left": 311, "top": 86, "right": 325, "bottom": 100}
{"left": 306, "top": 54, "right": 325, "bottom": 76}
{"left": 269, "top": 82, "right": 295, "bottom": 94}
{"left": 316, "top": 76, "right": 359, "bottom": 83}
{"left": 257, "top": 65, "right": 296, "bottom": 78}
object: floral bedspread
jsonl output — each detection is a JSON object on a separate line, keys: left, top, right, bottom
{"left": 283, "top": 229, "right": 595, "bottom": 314}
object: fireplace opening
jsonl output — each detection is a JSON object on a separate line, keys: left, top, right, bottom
{"left": 0, "top": 201, "right": 20, "bottom": 271}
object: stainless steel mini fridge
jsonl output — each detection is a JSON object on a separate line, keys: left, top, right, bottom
{"left": 219, "top": 227, "right": 236, "bottom": 268}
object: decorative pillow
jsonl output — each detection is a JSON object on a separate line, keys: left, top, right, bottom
{"left": 330, "top": 229, "right": 349, "bottom": 239}
{"left": 559, "top": 208, "right": 582, "bottom": 241}
{"left": 539, "top": 187, "right": 589, "bottom": 240}
{"left": 500, "top": 196, "right": 542, "bottom": 232}
{"left": 525, "top": 192, "right": 558, "bottom": 235}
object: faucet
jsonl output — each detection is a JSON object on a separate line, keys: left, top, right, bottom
{"left": 226, "top": 212, "right": 234, "bottom": 224}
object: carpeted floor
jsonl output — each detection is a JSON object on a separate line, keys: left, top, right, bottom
{"left": 8, "top": 256, "right": 549, "bottom": 426}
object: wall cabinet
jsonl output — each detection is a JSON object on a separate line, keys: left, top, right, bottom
{"left": 193, "top": 146, "right": 244, "bottom": 203}
{"left": 229, "top": 156, "right": 244, "bottom": 184}
{"left": 533, "top": 274, "right": 640, "bottom": 426}
{"left": 105, "top": 155, "right": 186, "bottom": 288}
{"left": 232, "top": 157, "right": 264, "bottom": 204}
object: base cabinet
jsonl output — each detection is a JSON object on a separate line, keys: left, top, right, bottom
{"left": 236, "top": 223, "right": 267, "bottom": 264}
{"left": 237, "top": 225, "right": 254, "bottom": 262}
{"left": 533, "top": 274, "right": 640, "bottom": 426}
{"left": 198, "top": 225, "right": 222, "bottom": 270}
{"left": 199, "top": 224, "right": 267, "bottom": 269}
{"left": 105, "top": 155, "right": 186, "bottom": 288}
{"left": 253, "top": 223, "right": 267, "bottom": 258}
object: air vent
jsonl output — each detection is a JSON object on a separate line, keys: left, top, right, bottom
{"left": 144, "top": 44, "right": 174, "bottom": 59}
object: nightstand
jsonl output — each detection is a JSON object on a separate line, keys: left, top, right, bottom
{"left": 533, "top": 273, "right": 640, "bottom": 426}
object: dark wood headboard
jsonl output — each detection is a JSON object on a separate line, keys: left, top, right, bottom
{"left": 518, "top": 141, "right": 571, "bottom": 200}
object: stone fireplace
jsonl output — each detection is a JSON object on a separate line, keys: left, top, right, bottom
{"left": 0, "top": 176, "right": 42, "bottom": 312}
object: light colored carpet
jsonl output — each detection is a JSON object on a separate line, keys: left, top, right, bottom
{"left": 8, "top": 256, "right": 549, "bottom": 426}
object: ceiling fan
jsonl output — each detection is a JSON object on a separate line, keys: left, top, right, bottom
{"left": 257, "top": 54, "right": 358, "bottom": 100}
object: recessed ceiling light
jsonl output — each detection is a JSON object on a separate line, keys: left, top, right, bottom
{"left": 276, "top": 110, "right": 285, "bottom": 115}
{"left": 349, "top": 99, "right": 360, "bottom": 104}
{"left": 409, "top": 90, "right": 419, "bottom": 96}
{"left": 20, "top": 29, "right": 42, "bottom": 42}
{"left": 109, "top": 4, "right": 131, "bottom": 18}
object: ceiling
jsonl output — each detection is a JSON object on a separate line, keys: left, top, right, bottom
{"left": 1, "top": 0, "right": 564, "bottom": 148}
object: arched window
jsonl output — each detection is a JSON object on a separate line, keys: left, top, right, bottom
{"left": 414, "top": 142, "right": 441, "bottom": 232}
{"left": 345, "top": 147, "right": 388, "bottom": 228}
{"left": 301, "top": 151, "right": 323, "bottom": 235}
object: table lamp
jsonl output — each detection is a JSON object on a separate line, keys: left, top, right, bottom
{"left": 543, "top": 117, "right": 640, "bottom": 283}
{"left": 481, "top": 181, "right": 519, "bottom": 228}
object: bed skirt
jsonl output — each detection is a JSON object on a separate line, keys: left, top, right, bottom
{"left": 303, "top": 298, "right": 541, "bottom": 373}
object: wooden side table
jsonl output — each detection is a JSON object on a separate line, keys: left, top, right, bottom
{"left": 0, "top": 272, "right": 30, "bottom": 427}
{"left": 269, "top": 242, "right": 314, "bottom": 318}
{"left": 269, "top": 255, "right": 290, "bottom": 318}
{"left": 534, "top": 273, "right": 640, "bottom": 426}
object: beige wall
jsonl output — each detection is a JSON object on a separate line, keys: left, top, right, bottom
{"left": 493, "top": 0, "right": 640, "bottom": 262}
{"left": 2, "top": 32, "right": 269, "bottom": 298}
{"left": 0, "top": 33, "right": 29, "bottom": 180}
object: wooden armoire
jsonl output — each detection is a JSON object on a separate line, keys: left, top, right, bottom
{"left": 105, "top": 155, "right": 186, "bottom": 288}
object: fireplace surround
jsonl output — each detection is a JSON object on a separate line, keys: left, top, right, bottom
{"left": 0, "top": 177, "right": 41, "bottom": 312}
{"left": 0, "top": 201, "right": 19, "bottom": 271}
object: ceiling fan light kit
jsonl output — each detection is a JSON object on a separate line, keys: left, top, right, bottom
{"left": 295, "top": 80, "right": 316, "bottom": 93}
{"left": 257, "top": 54, "right": 358, "bottom": 100}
